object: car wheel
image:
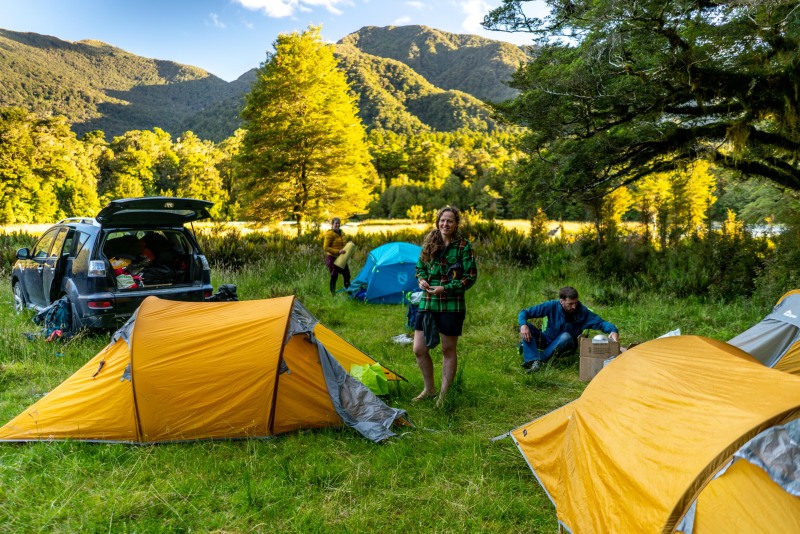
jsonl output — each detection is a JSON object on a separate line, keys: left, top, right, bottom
{"left": 12, "top": 282, "right": 26, "bottom": 313}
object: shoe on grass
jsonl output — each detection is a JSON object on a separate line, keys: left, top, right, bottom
{"left": 522, "top": 360, "right": 541, "bottom": 373}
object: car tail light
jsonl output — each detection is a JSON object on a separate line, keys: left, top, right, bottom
{"left": 204, "top": 290, "right": 213, "bottom": 299}
{"left": 89, "top": 260, "right": 106, "bottom": 277}
{"left": 88, "top": 300, "right": 113, "bottom": 309}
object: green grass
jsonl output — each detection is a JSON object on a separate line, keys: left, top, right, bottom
{"left": 0, "top": 252, "right": 768, "bottom": 532}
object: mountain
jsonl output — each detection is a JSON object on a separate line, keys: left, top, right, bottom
{"left": 338, "top": 25, "right": 528, "bottom": 103}
{"left": 0, "top": 29, "right": 239, "bottom": 140}
{"left": 333, "top": 43, "right": 498, "bottom": 134}
{"left": 178, "top": 70, "right": 257, "bottom": 142}
{"left": 0, "top": 26, "right": 527, "bottom": 141}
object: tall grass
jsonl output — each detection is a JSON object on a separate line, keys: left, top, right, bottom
{"left": 0, "top": 225, "right": 773, "bottom": 531}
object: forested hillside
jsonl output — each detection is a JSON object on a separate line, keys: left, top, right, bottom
{"left": 338, "top": 25, "right": 528, "bottom": 102}
{"left": 0, "top": 26, "right": 518, "bottom": 141}
{"left": 0, "top": 29, "right": 234, "bottom": 139}
{"left": 179, "top": 70, "right": 256, "bottom": 142}
{"left": 334, "top": 44, "right": 499, "bottom": 133}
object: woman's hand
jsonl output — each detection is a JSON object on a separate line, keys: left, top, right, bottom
{"left": 339, "top": 249, "right": 346, "bottom": 254}
{"left": 426, "top": 285, "right": 445, "bottom": 295}
{"left": 418, "top": 279, "right": 431, "bottom": 291}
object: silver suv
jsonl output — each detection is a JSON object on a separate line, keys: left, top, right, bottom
{"left": 11, "top": 197, "right": 214, "bottom": 330}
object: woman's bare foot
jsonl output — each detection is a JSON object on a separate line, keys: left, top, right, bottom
{"left": 435, "top": 392, "right": 446, "bottom": 408}
{"left": 412, "top": 390, "right": 437, "bottom": 402}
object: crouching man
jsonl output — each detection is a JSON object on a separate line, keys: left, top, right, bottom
{"left": 518, "top": 286, "right": 618, "bottom": 372}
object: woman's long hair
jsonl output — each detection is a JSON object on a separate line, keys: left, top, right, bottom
{"left": 420, "top": 206, "right": 460, "bottom": 262}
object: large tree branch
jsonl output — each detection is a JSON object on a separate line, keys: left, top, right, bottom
{"left": 713, "top": 151, "right": 800, "bottom": 190}
{"left": 748, "top": 127, "right": 800, "bottom": 152}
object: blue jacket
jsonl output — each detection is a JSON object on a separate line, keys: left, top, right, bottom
{"left": 518, "top": 300, "right": 618, "bottom": 345}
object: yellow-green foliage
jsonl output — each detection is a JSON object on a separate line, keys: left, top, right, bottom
{"left": 632, "top": 160, "right": 717, "bottom": 247}
{"left": 406, "top": 205, "right": 425, "bottom": 222}
{"left": 238, "top": 26, "right": 377, "bottom": 233}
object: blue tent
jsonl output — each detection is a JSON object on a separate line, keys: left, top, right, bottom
{"left": 348, "top": 242, "right": 422, "bottom": 304}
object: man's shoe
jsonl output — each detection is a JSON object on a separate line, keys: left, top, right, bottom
{"left": 522, "top": 360, "right": 541, "bottom": 373}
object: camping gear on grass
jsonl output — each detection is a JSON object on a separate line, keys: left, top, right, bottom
{"left": 208, "top": 284, "right": 238, "bottom": 302}
{"left": 32, "top": 296, "right": 74, "bottom": 342}
{"left": 506, "top": 335, "right": 800, "bottom": 532}
{"left": 728, "top": 289, "right": 800, "bottom": 375}
{"left": 0, "top": 296, "right": 408, "bottom": 444}
{"left": 350, "top": 363, "right": 389, "bottom": 396}
{"left": 312, "top": 322, "right": 405, "bottom": 383}
{"left": 347, "top": 242, "right": 422, "bottom": 304}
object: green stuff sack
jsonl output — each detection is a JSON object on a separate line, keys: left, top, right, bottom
{"left": 350, "top": 363, "right": 389, "bottom": 396}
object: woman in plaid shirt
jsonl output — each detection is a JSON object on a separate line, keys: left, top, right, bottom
{"left": 413, "top": 206, "right": 478, "bottom": 406}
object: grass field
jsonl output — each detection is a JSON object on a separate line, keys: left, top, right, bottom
{"left": 0, "top": 247, "right": 768, "bottom": 532}
{"left": 171, "top": 218, "right": 593, "bottom": 238}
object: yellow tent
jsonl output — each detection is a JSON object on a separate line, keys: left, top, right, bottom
{"left": 313, "top": 321, "right": 405, "bottom": 382}
{"left": 509, "top": 335, "right": 800, "bottom": 533}
{"left": 0, "top": 296, "right": 408, "bottom": 444}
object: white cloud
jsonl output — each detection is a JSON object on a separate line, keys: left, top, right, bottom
{"left": 234, "top": 0, "right": 352, "bottom": 18}
{"left": 394, "top": 16, "right": 412, "bottom": 25}
{"left": 208, "top": 13, "right": 227, "bottom": 29}
{"left": 405, "top": 1, "right": 425, "bottom": 9}
{"left": 460, "top": 0, "right": 492, "bottom": 34}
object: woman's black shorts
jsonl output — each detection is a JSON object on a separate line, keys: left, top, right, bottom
{"left": 414, "top": 310, "right": 466, "bottom": 337}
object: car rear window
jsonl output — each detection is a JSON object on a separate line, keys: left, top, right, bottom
{"left": 103, "top": 230, "right": 193, "bottom": 260}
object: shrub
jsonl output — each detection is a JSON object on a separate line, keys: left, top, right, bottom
{"left": 575, "top": 230, "right": 653, "bottom": 290}
{"left": 0, "top": 232, "right": 37, "bottom": 276}
{"left": 574, "top": 223, "right": 772, "bottom": 302}
{"left": 753, "top": 221, "right": 800, "bottom": 306}
{"left": 652, "top": 231, "right": 770, "bottom": 300}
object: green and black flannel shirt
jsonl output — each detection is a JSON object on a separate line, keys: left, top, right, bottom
{"left": 415, "top": 236, "right": 477, "bottom": 312}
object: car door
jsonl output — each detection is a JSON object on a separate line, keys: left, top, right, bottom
{"left": 41, "top": 228, "right": 71, "bottom": 304}
{"left": 20, "top": 228, "right": 61, "bottom": 307}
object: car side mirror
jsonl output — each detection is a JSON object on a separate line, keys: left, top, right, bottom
{"left": 16, "top": 248, "right": 30, "bottom": 260}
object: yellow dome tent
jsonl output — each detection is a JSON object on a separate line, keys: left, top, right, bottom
{"left": 0, "top": 296, "right": 408, "bottom": 444}
{"left": 508, "top": 335, "right": 800, "bottom": 532}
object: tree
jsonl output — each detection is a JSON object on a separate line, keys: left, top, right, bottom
{"left": 632, "top": 161, "right": 717, "bottom": 248}
{"left": 406, "top": 204, "right": 425, "bottom": 222}
{"left": 238, "top": 26, "right": 377, "bottom": 234}
{"left": 173, "top": 131, "right": 228, "bottom": 219}
{"left": 101, "top": 129, "right": 177, "bottom": 201}
{"left": 33, "top": 115, "right": 101, "bottom": 220}
{"left": 405, "top": 137, "right": 453, "bottom": 187}
{"left": 483, "top": 1, "right": 800, "bottom": 206}
{"left": 368, "top": 130, "right": 410, "bottom": 190}
{"left": 0, "top": 107, "right": 100, "bottom": 223}
{"left": 0, "top": 108, "right": 50, "bottom": 223}
{"left": 216, "top": 128, "right": 246, "bottom": 221}
{"left": 713, "top": 176, "right": 800, "bottom": 225}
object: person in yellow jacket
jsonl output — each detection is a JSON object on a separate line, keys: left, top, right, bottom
{"left": 323, "top": 217, "right": 351, "bottom": 295}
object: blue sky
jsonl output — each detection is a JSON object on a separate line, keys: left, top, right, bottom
{"left": 1, "top": 0, "right": 548, "bottom": 82}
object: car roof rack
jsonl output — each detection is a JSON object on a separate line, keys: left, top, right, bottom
{"left": 57, "top": 217, "right": 100, "bottom": 226}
